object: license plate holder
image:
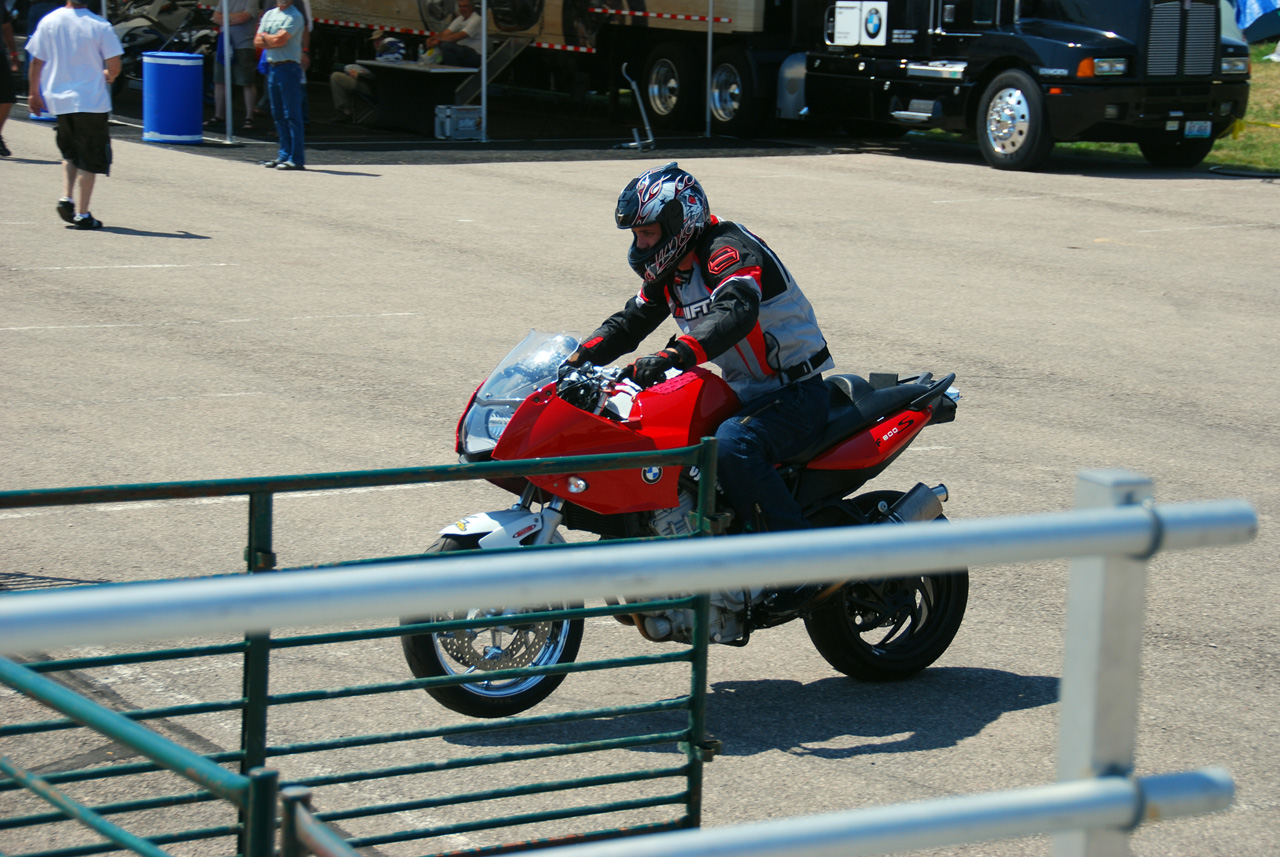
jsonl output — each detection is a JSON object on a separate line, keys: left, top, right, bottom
{"left": 1184, "top": 120, "right": 1212, "bottom": 138}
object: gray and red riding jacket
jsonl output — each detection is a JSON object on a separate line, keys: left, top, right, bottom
{"left": 584, "top": 217, "right": 833, "bottom": 402}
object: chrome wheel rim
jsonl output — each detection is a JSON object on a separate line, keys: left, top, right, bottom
{"left": 709, "top": 62, "right": 742, "bottom": 123}
{"left": 433, "top": 607, "right": 571, "bottom": 699}
{"left": 647, "top": 59, "right": 681, "bottom": 116}
{"left": 985, "top": 86, "right": 1032, "bottom": 156}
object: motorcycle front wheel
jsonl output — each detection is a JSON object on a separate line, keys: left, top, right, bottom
{"left": 400, "top": 535, "right": 585, "bottom": 718}
{"left": 803, "top": 491, "right": 968, "bottom": 680}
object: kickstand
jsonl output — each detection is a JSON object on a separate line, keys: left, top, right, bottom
{"left": 614, "top": 62, "right": 655, "bottom": 151}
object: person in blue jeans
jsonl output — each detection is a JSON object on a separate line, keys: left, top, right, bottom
{"left": 564, "top": 162, "right": 835, "bottom": 532}
{"left": 254, "top": 0, "right": 305, "bottom": 169}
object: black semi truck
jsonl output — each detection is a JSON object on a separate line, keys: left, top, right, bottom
{"left": 785, "top": 0, "right": 1251, "bottom": 170}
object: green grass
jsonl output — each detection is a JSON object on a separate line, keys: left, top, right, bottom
{"left": 1059, "top": 41, "right": 1280, "bottom": 171}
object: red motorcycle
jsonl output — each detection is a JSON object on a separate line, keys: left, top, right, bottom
{"left": 402, "top": 331, "right": 967, "bottom": 717}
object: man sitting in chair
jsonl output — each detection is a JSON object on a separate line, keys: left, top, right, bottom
{"left": 328, "top": 29, "right": 406, "bottom": 124}
{"left": 421, "top": 0, "right": 481, "bottom": 68}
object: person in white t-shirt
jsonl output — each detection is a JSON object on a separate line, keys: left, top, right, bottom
{"left": 422, "top": 0, "right": 482, "bottom": 68}
{"left": 26, "top": 0, "right": 124, "bottom": 230}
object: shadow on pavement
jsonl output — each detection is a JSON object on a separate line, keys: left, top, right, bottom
{"left": 441, "top": 667, "right": 1059, "bottom": 758}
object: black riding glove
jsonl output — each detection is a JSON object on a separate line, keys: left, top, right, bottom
{"left": 621, "top": 349, "right": 682, "bottom": 388}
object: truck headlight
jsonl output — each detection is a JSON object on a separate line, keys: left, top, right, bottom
{"left": 1093, "top": 58, "right": 1128, "bottom": 75}
{"left": 1221, "top": 57, "right": 1249, "bottom": 75}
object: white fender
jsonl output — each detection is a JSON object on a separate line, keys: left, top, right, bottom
{"left": 440, "top": 509, "right": 546, "bottom": 550}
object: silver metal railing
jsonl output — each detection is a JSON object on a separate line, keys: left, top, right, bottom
{"left": 0, "top": 470, "right": 1258, "bottom": 857}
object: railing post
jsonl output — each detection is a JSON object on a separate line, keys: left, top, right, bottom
{"left": 694, "top": 437, "right": 719, "bottom": 537}
{"left": 241, "top": 492, "right": 276, "bottom": 852}
{"left": 1053, "top": 471, "right": 1153, "bottom": 857}
{"left": 684, "top": 593, "right": 711, "bottom": 828}
{"left": 280, "top": 785, "right": 311, "bottom": 857}
{"left": 244, "top": 766, "right": 279, "bottom": 857}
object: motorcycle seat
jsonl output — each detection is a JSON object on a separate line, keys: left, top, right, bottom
{"left": 779, "top": 375, "right": 928, "bottom": 466}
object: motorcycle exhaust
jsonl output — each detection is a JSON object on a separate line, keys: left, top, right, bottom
{"left": 879, "top": 483, "right": 948, "bottom": 524}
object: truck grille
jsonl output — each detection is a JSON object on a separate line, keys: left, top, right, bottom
{"left": 1147, "top": 1, "right": 1220, "bottom": 77}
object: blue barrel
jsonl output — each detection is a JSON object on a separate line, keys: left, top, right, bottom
{"left": 142, "top": 52, "right": 204, "bottom": 144}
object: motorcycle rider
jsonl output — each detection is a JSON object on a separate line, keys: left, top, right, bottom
{"left": 565, "top": 162, "right": 834, "bottom": 532}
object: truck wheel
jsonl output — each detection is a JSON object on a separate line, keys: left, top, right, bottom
{"left": 643, "top": 41, "right": 699, "bottom": 130}
{"left": 709, "top": 49, "right": 761, "bottom": 136}
{"left": 1138, "top": 136, "right": 1215, "bottom": 169}
{"left": 977, "top": 69, "right": 1054, "bottom": 171}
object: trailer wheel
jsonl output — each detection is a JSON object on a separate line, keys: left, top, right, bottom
{"left": 643, "top": 41, "right": 699, "bottom": 130}
{"left": 977, "top": 70, "right": 1054, "bottom": 171}
{"left": 1137, "top": 136, "right": 1216, "bottom": 169}
{"left": 709, "top": 49, "right": 761, "bottom": 136}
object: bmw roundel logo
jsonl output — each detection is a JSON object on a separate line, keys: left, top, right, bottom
{"left": 865, "top": 8, "right": 882, "bottom": 39}
{"left": 641, "top": 466, "right": 663, "bottom": 484}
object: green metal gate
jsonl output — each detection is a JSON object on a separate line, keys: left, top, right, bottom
{"left": 0, "top": 443, "right": 718, "bottom": 857}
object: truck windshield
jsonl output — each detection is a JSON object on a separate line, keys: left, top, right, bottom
{"left": 1017, "top": 0, "right": 1240, "bottom": 36}
{"left": 1016, "top": 0, "right": 1127, "bottom": 29}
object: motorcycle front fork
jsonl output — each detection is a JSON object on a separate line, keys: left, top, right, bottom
{"left": 515, "top": 484, "right": 566, "bottom": 546}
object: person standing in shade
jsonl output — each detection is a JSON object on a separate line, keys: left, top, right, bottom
{"left": 208, "top": 0, "right": 260, "bottom": 131}
{"left": 26, "top": 0, "right": 124, "bottom": 229}
{"left": 255, "top": 0, "right": 305, "bottom": 170}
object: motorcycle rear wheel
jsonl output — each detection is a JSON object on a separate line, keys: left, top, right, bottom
{"left": 803, "top": 491, "right": 968, "bottom": 680}
{"left": 400, "top": 535, "right": 585, "bottom": 718}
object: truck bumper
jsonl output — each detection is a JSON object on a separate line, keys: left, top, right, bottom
{"left": 1044, "top": 81, "right": 1250, "bottom": 142}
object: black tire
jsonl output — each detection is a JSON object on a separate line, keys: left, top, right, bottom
{"left": 400, "top": 535, "right": 584, "bottom": 718}
{"left": 803, "top": 491, "right": 968, "bottom": 680}
{"left": 642, "top": 41, "right": 699, "bottom": 130}
{"left": 1138, "top": 136, "right": 1216, "bottom": 169}
{"left": 976, "top": 69, "right": 1054, "bottom": 172}
{"left": 708, "top": 48, "right": 760, "bottom": 136}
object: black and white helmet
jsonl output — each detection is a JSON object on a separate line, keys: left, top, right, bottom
{"left": 615, "top": 162, "right": 709, "bottom": 283}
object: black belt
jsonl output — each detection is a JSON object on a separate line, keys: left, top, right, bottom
{"left": 781, "top": 345, "right": 831, "bottom": 383}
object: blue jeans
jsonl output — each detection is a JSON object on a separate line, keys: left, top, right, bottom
{"left": 714, "top": 376, "right": 830, "bottom": 532}
{"left": 267, "top": 61, "right": 305, "bottom": 166}
{"left": 439, "top": 42, "right": 481, "bottom": 68}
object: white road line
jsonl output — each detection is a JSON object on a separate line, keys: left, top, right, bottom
{"left": 8, "top": 263, "right": 238, "bottom": 271}
{"left": 28, "top": 392, "right": 268, "bottom": 405}
{"left": 0, "top": 483, "right": 432, "bottom": 520}
{"left": 931, "top": 187, "right": 1208, "bottom": 204}
{"left": 0, "top": 312, "right": 420, "bottom": 332}
{"left": 1136, "top": 222, "right": 1270, "bottom": 233}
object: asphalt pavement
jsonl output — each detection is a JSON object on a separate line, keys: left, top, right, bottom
{"left": 2, "top": 106, "right": 1277, "bottom": 857}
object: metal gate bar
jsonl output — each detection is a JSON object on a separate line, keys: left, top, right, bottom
{"left": 1, "top": 442, "right": 718, "bottom": 857}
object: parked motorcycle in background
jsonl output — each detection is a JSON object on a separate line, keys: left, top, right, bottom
{"left": 110, "top": 0, "right": 215, "bottom": 98}
{"left": 400, "top": 331, "right": 969, "bottom": 718}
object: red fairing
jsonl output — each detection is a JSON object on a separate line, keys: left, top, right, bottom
{"left": 492, "top": 370, "right": 739, "bottom": 515}
{"left": 808, "top": 407, "right": 933, "bottom": 471}
{"left": 627, "top": 368, "right": 739, "bottom": 448}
